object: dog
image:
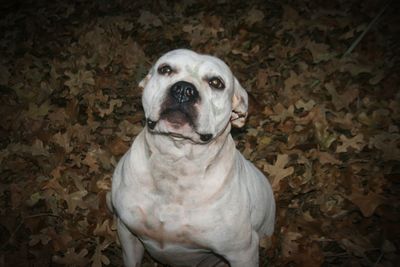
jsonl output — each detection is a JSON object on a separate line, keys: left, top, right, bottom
{"left": 108, "top": 49, "right": 275, "bottom": 267}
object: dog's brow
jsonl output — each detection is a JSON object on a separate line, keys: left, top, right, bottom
{"left": 185, "top": 64, "right": 202, "bottom": 80}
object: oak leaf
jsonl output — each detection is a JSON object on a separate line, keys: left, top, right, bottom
{"left": 281, "top": 230, "right": 302, "bottom": 258}
{"left": 245, "top": 8, "right": 264, "bottom": 26}
{"left": 91, "top": 239, "right": 111, "bottom": 267}
{"left": 64, "top": 190, "right": 88, "bottom": 213}
{"left": 325, "top": 82, "right": 359, "bottom": 111}
{"left": 52, "top": 132, "right": 73, "bottom": 153}
{"left": 263, "top": 154, "right": 294, "bottom": 191}
{"left": 369, "top": 133, "right": 400, "bottom": 161}
{"left": 53, "top": 248, "right": 89, "bottom": 266}
{"left": 305, "top": 41, "right": 333, "bottom": 63}
{"left": 138, "top": 11, "right": 162, "bottom": 28}
{"left": 64, "top": 70, "right": 95, "bottom": 96}
{"left": 336, "top": 134, "right": 365, "bottom": 153}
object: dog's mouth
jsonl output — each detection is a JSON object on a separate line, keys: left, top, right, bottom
{"left": 160, "top": 108, "right": 193, "bottom": 129}
{"left": 146, "top": 110, "right": 213, "bottom": 143}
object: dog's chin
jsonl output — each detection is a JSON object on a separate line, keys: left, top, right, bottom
{"left": 146, "top": 113, "right": 213, "bottom": 143}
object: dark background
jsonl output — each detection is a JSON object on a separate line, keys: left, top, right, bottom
{"left": 0, "top": 0, "right": 399, "bottom": 266}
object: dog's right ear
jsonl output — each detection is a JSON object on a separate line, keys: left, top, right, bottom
{"left": 139, "top": 72, "right": 152, "bottom": 90}
{"left": 231, "top": 77, "right": 249, "bottom": 128}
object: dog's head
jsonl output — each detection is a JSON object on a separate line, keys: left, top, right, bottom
{"left": 140, "top": 49, "right": 248, "bottom": 143}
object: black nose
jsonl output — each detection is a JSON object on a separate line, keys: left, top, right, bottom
{"left": 170, "top": 81, "right": 199, "bottom": 103}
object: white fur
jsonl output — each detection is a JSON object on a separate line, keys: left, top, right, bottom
{"left": 109, "top": 49, "right": 275, "bottom": 267}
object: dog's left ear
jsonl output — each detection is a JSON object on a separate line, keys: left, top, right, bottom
{"left": 231, "top": 77, "right": 249, "bottom": 128}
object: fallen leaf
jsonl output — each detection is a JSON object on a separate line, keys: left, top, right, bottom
{"left": 263, "top": 154, "right": 294, "bottom": 191}
{"left": 312, "top": 150, "right": 342, "bottom": 165}
{"left": 325, "top": 82, "right": 359, "bottom": 111}
{"left": 108, "top": 137, "right": 130, "bottom": 156}
{"left": 345, "top": 183, "right": 384, "bottom": 217}
{"left": 52, "top": 132, "right": 73, "bottom": 153}
{"left": 53, "top": 248, "right": 89, "bottom": 266}
{"left": 64, "top": 70, "right": 95, "bottom": 96}
{"left": 305, "top": 41, "right": 334, "bottom": 63}
{"left": 91, "top": 239, "right": 111, "bottom": 267}
{"left": 281, "top": 230, "right": 302, "bottom": 258}
{"left": 245, "top": 8, "right": 264, "bottom": 26}
{"left": 64, "top": 190, "right": 88, "bottom": 213}
{"left": 336, "top": 134, "right": 365, "bottom": 153}
{"left": 369, "top": 133, "right": 400, "bottom": 161}
{"left": 138, "top": 10, "right": 162, "bottom": 28}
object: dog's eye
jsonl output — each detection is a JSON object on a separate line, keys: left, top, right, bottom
{"left": 158, "top": 64, "right": 173, "bottom": 76}
{"left": 208, "top": 77, "right": 225, "bottom": 90}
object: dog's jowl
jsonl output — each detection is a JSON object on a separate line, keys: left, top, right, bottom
{"left": 108, "top": 49, "right": 275, "bottom": 267}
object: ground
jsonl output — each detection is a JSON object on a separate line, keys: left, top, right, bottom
{"left": 0, "top": 0, "right": 399, "bottom": 266}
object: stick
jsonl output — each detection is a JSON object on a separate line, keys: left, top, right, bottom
{"left": 342, "top": 1, "right": 391, "bottom": 59}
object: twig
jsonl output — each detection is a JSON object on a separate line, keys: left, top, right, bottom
{"left": 342, "top": 1, "right": 391, "bottom": 59}
{"left": 373, "top": 251, "right": 384, "bottom": 267}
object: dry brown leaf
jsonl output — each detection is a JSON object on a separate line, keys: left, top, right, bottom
{"left": 93, "top": 219, "right": 115, "bottom": 240}
{"left": 82, "top": 152, "right": 100, "bottom": 173}
{"left": 245, "top": 8, "right": 264, "bottom": 26}
{"left": 91, "top": 239, "right": 111, "bottom": 267}
{"left": 295, "top": 99, "right": 316, "bottom": 111}
{"left": 256, "top": 69, "right": 268, "bottom": 89}
{"left": 281, "top": 230, "right": 302, "bottom": 258}
{"left": 369, "top": 133, "right": 400, "bottom": 161}
{"left": 29, "top": 228, "right": 52, "bottom": 246}
{"left": 138, "top": 10, "right": 162, "bottom": 28}
{"left": 64, "top": 70, "right": 95, "bottom": 95}
{"left": 346, "top": 184, "right": 384, "bottom": 217}
{"left": 314, "top": 121, "right": 337, "bottom": 150}
{"left": 325, "top": 82, "right": 359, "bottom": 111}
{"left": 263, "top": 154, "right": 294, "bottom": 191}
{"left": 118, "top": 119, "right": 143, "bottom": 140}
{"left": 53, "top": 248, "right": 89, "bottom": 266}
{"left": 270, "top": 103, "right": 294, "bottom": 123}
{"left": 284, "top": 71, "right": 306, "bottom": 92}
{"left": 96, "top": 99, "right": 122, "bottom": 118}
{"left": 26, "top": 101, "right": 50, "bottom": 119}
{"left": 52, "top": 132, "right": 73, "bottom": 153}
{"left": 336, "top": 134, "right": 365, "bottom": 153}
{"left": 64, "top": 190, "right": 88, "bottom": 213}
{"left": 305, "top": 41, "right": 333, "bottom": 63}
{"left": 312, "top": 150, "right": 342, "bottom": 165}
{"left": 340, "top": 237, "right": 370, "bottom": 258}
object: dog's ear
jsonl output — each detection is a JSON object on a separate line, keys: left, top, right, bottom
{"left": 139, "top": 72, "right": 152, "bottom": 90}
{"left": 231, "top": 77, "right": 248, "bottom": 128}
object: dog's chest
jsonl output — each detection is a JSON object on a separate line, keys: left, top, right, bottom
{"left": 115, "top": 150, "right": 227, "bottom": 250}
{"left": 117, "top": 184, "right": 202, "bottom": 249}
{"left": 149, "top": 154, "right": 207, "bottom": 201}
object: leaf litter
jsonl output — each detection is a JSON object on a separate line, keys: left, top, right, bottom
{"left": 0, "top": 0, "right": 399, "bottom": 266}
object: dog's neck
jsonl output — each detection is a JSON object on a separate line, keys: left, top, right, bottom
{"left": 142, "top": 124, "right": 236, "bottom": 203}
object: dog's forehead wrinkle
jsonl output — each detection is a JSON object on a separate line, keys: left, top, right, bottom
{"left": 184, "top": 63, "right": 202, "bottom": 80}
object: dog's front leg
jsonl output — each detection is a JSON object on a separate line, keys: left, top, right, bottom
{"left": 224, "top": 231, "right": 260, "bottom": 267}
{"left": 117, "top": 219, "right": 144, "bottom": 267}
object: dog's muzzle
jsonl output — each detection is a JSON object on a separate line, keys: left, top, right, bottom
{"left": 146, "top": 81, "right": 213, "bottom": 142}
{"left": 156, "top": 81, "right": 200, "bottom": 127}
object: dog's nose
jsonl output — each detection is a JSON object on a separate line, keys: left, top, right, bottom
{"left": 170, "top": 81, "right": 199, "bottom": 103}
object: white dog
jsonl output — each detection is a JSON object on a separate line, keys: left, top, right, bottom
{"left": 108, "top": 49, "right": 275, "bottom": 267}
